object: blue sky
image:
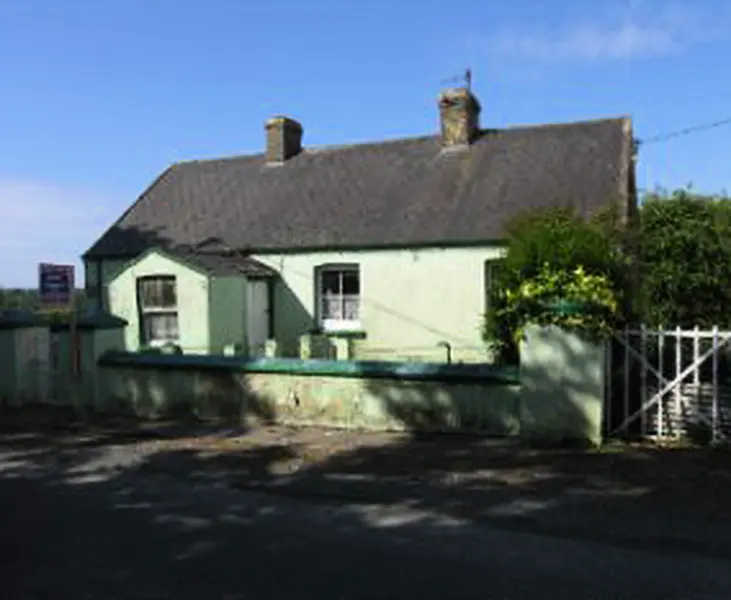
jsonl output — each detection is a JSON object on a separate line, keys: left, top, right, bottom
{"left": 1, "top": 0, "right": 730, "bottom": 287}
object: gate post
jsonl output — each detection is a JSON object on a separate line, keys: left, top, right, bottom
{"left": 520, "top": 324, "right": 606, "bottom": 446}
{"left": 77, "top": 309, "right": 128, "bottom": 412}
{"left": 52, "top": 309, "right": 128, "bottom": 412}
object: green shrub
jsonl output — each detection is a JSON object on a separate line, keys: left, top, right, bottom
{"left": 484, "top": 206, "right": 630, "bottom": 362}
{"left": 485, "top": 189, "right": 731, "bottom": 363}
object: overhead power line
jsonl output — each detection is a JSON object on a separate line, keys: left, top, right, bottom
{"left": 638, "top": 117, "right": 731, "bottom": 146}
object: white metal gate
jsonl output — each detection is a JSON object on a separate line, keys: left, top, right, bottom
{"left": 605, "top": 326, "right": 731, "bottom": 442}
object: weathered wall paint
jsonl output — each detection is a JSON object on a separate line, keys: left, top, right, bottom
{"left": 519, "top": 325, "right": 606, "bottom": 446}
{"left": 0, "top": 327, "right": 49, "bottom": 407}
{"left": 208, "top": 276, "right": 248, "bottom": 355}
{"left": 79, "top": 328, "right": 127, "bottom": 407}
{"left": 93, "top": 245, "right": 504, "bottom": 362}
{"left": 107, "top": 251, "right": 210, "bottom": 353}
{"left": 1, "top": 320, "right": 606, "bottom": 443}
{"left": 254, "top": 246, "right": 505, "bottom": 362}
{"left": 0, "top": 329, "right": 18, "bottom": 406}
{"left": 100, "top": 366, "right": 521, "bottom": 435}
{"left": 95, "top": 325, "right": 605, "bottom": 443}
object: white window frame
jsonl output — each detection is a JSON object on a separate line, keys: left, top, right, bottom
{"left": 317, "top": 265, "right": 361, "bottom": 332}
{"left": 136, "top": 275, "right": 180, "bottom": 346}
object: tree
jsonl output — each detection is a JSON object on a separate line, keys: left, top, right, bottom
{"left": 635, "top": 188, "right": 731, "bottom": 328}
{"left": 0, "top": 288, "right": 89, "bottom": 314}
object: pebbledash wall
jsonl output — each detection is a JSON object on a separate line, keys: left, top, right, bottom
{"left": 96, "top": 325, "right": 607, "bottom": 445}
{"left": 90, "top": 251, "right": 248, "bottom": 355}
{"left": 85, "top": 245, "right": 505, "bottom": 362}
{"left": 251, "top": 246, "right": 505, "bottom": 362}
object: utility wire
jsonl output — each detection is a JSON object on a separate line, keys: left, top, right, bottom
{"left": 638, "top": 117, "right": 731, "bottom": 146}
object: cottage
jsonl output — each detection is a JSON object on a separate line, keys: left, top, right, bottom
{"left": 83, "top": 87, "right": 636, "bottom": 361}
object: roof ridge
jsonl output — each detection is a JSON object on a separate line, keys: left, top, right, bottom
{"left": 171, "top": 132, "right": 438, "bottom": 166}
{"left": 173, "top": 152, "right": 263, "bottom": 166}
{"left": 81, "top": 164, "right": 177, "bottom": 258}
{"left": 304, "top": 133, "right": 437, "bottom": 154}
{"left": 167, "top": 116, "right": 630, "bottom": 167}
{"left": 495, "top": 114, "right": 630, "bottom": 133}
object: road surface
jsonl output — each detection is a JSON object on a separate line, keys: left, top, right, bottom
{"left": 2, "top": 460, "right": 731, "bottom": 600}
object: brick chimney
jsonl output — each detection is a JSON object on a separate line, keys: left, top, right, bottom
{"left": 438, "top": 88, "right": 481, "bottom": 147}
{"left": 265, "top": 116, "right": 303, "bottom": 164}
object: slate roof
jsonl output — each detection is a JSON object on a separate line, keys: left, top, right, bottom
{"left": 165, "top": 246, "right": 276, "bottom": 277}
{"left": 84, "top": 116, "right": 633, "bottom": 259}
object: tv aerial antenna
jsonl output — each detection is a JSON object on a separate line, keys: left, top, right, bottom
{"left": 440, "top": 68, "right": 472, "bottom": 91}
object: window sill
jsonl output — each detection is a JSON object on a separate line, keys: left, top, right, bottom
{"left": 323, "top": 329, "right": 367, "bottom": 340}
{"left": 311, "top": 325, "right": 367, "bottom": 340}
{"left": 144, "top": 340, "right": 181, "bottom": 349}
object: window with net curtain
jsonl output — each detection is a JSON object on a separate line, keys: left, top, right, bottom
{"left": 317, "top": 265, "right": 361, "bottom": 331}
{"left": 136, "top": 275, "right": 179, "bottom": 344}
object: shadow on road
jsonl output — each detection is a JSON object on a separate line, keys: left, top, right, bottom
{"left": 2, "top": 404, "right": 731, "bottom": 563}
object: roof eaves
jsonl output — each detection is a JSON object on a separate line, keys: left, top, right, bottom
{"left": 242, "top": 237, "right": 507, "bottom": 255}
{"left": 82, "top": 163, "right": 179, "bottom": 259}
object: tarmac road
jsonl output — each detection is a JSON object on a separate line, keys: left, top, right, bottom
{"left": 2, "top": 461, "right": 731, "bottom": 600}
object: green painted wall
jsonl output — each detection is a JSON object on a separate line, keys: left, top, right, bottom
{"left": 50, "top": 331, "right": 72, "bottom": 404}
{"left": 107, "top": 251, "right": 210, "bottom": 353}
{"left": 94, "top": 254, "right": 249, "bottom": 356}
{"left": 46, "top": 326, "right": 129, "bottom": 410}
{"left": 84, "top": 258, "right": 127, "bottom": 311}
{"left": 96, "top": 323, "right": 607, "bottom": 444}
{"left": 519, "top": 325, "right": 606, "bottom": 446}
{"left": 0, "top": 328, "right": 50, "bottom": 407}
{"left": 0, "top": 330, "right": 18, "bottom": 406}
{"left": 80, "top": 328, "right": 127, "bottom": 408}
{"left": 254, "top": 246, "right": 504, "bottom": 362}
{"left": 101, "top": 365, "right": 521, "bottom": 434}
{"left": 208, "top": 276, "right": 248, "bottom": 355}
{"left": 92, "top": 244, "right": 504, "bottom": 362}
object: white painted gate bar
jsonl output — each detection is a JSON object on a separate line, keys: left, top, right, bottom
{"left": 675, "top": 326, "right": 681, "bottom": 436}
{"left": 609, "top": 327, "right": 731, "bottom": 437}
{"left": 658, "top": 328, "right": 664, "bottom": 438}
{"left": 640, "top": 325, "right": 647, "bottom": 436}
{"left": 612, "top": 339, "right": 726, "bottom": 434}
